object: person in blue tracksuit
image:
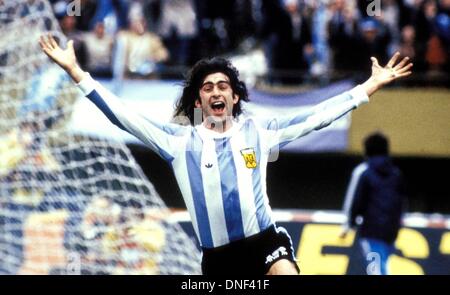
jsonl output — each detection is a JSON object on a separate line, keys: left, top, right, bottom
{"left": 341, "top": 132, "right": 408, "bottom": 275}
{"left": 40, "top": 34, "right": 412, "bottom": 275}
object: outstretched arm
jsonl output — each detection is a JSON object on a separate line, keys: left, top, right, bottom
{"left": 39, "top": 34, "right": 85, "bottom": 83}
{"left": 308, "top": 52, "right": 413, "bottom": 113}
{"left": 264, "top": 52, "right": 413, "bottom": 148}
{"left": 39, "top": 35, "right": 186, "bottom": 162}
{"left": 362, "top": 52, "right": 413, "bottom": 97}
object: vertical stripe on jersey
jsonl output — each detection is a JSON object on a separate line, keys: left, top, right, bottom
{"left": 201, "top": 138, "right": 229, "bottom": 247}
{"left": 186, "top": 132, "right": 213, "bottom": 248}
{"left": 229, "top": 125, "right": 260, "bottom": 237}
{"left": 215, "top": 138, "right": 245, "bottom": 242}
{"left": 171, "top": 153, "right": 201, "bottom": 247}
{"left": 247, "top": 121, "right": 271, "bottom": 231}
{"left": 258, "top": 159, "right": 274, "bottom": 227}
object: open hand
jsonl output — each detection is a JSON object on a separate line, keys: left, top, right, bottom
{"left": 362, "top": 52, "right": 413, "bottom": 96}
{"left": 39, "top": 34, "right": 77, "bottom": 71}
{"left": 39, "top": 34, "right": 85, "bottom": 82}
{"left": 370, "top": 52, "right": 413, "bottom": 87}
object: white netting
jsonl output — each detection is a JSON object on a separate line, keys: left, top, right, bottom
{"left": 0, "top": 0, "right": 201, "bottom": 275}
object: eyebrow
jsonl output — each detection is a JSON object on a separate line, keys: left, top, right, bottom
{"left": 201, "top": 80, "right": 230, "bottom": 87}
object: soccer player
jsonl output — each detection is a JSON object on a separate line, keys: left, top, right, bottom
{"left": 39, "top": 34, "right": 412, "bottom": 275}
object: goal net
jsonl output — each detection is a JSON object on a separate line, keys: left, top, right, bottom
{"left": 0, "top": 0, "right": 201, "bottom": 275}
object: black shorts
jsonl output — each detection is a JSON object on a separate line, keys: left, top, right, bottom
{"left": 201, "top": 225, "right": 300, "bottom": 275}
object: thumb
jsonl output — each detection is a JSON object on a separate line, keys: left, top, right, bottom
{"left": 371, "top": 57, "right": 380, "bottom": 68}
{"left": 67, "top": 40, "right": 75, "bottom": 52}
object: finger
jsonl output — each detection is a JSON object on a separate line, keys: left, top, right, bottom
{"left": 45, "top": 34, "right": 52, "bottom": 48}
{"left": 42, "top": 47, "right": 52, "bottom": 57}
{"left": 45, "top": 34, "right": 54, "bottom": 49}
{"left": 397, "top": 63, "right": 413, "bottom": 74}
{"left": 371, "top": 56, "right": 380, "bottom": 68}
{"left": 396, "top": 71, "right": 412, "bottom": 78}
{"left": 49, "top": 34, "right": 58, "bottom": 49}
{"left": 40, "top": 38, "right": 53, "bottom": 56}
{"left": 386, "top": 51, "right": 400, "bottom": 68}
{"left": 39, "top": 36, "right": 46, "bottom": 49}
{"left": 67, "top": 40, "right": 74, "bottom": 52}
{"left": 393, "top": 56, "right": 410, "bottom": 70}
{"left": 40, "top": 44, "right": 51, "bottom": 57}
{"left": 40, "top": 35, "right": 50, "bottom": 49}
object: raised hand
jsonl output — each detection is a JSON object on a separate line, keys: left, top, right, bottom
{"left": 362, "top": 52, "right": 413, "bottom": 97}
{"left": 371, "top": 52, "right": 413, "bottom": 86}
{"left": 39, "top": 34, "right": 76, "bottom": 70}
{"left": 39, "top": 34, "right": 85, "bottom": 82}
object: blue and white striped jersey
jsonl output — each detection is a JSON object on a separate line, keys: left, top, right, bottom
{"left": 77, "top": 74, "right": 369, "bottom": 248}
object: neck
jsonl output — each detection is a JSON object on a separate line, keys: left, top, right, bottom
{"left": 203, "top": 117, "right": 233, "bottom": 133}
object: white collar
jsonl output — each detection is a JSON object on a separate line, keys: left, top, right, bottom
{"left": 195, "top": 120, "right": 242, "bottom": 139}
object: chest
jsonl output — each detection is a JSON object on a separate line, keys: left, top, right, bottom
{"left": 199, "top": 136, "right": 260, "bottom": 172}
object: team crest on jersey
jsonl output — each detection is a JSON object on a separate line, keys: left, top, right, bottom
{"left": 240, "top": 148, "right": 257, "bottom": 169}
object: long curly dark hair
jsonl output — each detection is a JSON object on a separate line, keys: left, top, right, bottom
{"left": 173, "top": 57, "right": 249, "bottom": 125}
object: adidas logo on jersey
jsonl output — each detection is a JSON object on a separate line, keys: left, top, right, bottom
{"left": 205, "top": 163, "right": 213, "bottom": 168}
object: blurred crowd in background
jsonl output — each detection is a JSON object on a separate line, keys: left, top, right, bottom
{"left": 47, "top": 0, "right": 449, "bottom": 85}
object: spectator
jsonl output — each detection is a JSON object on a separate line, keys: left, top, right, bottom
{"left": 340, "top": 132, "right": 408, "bottom": 275}
{"left": 263, "top": 0, "right": 313, "bottom": 84}
{"left": 355, "top": 18, "right": 391, "bottom": 75}
{"left": 83, "top": 21, "right": 114, "bottom": 78}
{"left": 114, "top": 16, "right": 169, "bottom": 79}
{"left": 89, "top": 0, "right": 129, "bottom": 32}
{"left": 194, "top": 0, "right": 235, "bottom": 57}
{"left": 398, "top": 25, "right": 417, "bottom": 60}
{"left": 377, "top": 0, "right": 402, "bottom": 56}
{"left": 302, "top": 0, "right": 331, "bottom": 82}
{"left": 413, "top": 0, "right": 440, "bottom": 72}
{"left": 328, "top": 0, "right": 361, "bottom": 73}
{"left": 74, "top": 0, "right": 98, "bottom": 32}
{"left": 158, "top": 0, "right": 198, "bottom": 66}
{"left": 430, "top": 0, "right": 450, "bottom": 73}
{"left": 58, "top": 14, "right": 89, "bottom": 69}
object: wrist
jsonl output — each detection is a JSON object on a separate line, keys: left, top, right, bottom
{"left": 66, "top": 64, "right": 85, "bottom": 83}
{"left": 362, "top": 77, "right": 381, "bottom": 97}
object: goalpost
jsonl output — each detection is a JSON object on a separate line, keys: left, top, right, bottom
{"left": 0, "top": 0, "right": 201, "bottom": 275}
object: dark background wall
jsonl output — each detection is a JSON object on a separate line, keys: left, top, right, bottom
{"left": 128, "top": 145, "right": 450, "bottom": 214}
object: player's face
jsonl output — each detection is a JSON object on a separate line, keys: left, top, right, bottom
{"left": 196, "top": 72, "right": 239, "bottom": 123}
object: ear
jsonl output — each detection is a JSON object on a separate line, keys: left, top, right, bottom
{"left": 195, "top": 99, "right": 201, "bottom": 108}
{"left": 233, "top": 94, "right": 240, "bottom": 104}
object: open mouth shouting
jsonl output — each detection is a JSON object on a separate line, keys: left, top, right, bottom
{"left": 210, "top": 101, "right": 226, "bottom": 114}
